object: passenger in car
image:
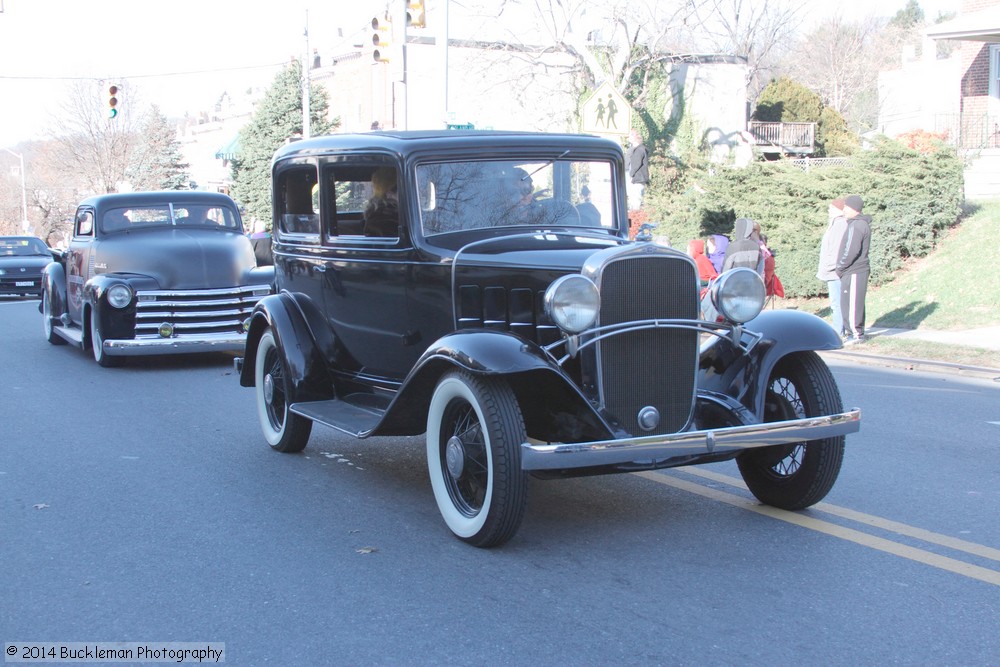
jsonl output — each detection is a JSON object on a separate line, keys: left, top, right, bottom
{"left": 363, "top": 167, "right": 399, "bottom": 237}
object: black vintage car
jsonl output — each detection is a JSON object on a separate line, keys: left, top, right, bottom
{"left": 41, "top": 191, "right": 274, "bottom": 367}
{"left": 236, "top": 131, "right": 860, "bottom": 547}
{"left": 0, "top": 235, "right": 52, "bottom": 297}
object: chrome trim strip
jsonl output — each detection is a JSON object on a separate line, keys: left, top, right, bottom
{"left": 520, "top": 408, "right": 861, "bottom": 471}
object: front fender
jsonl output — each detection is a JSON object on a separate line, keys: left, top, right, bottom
{"left": 699, "top": 309, "right": 842, "bottom": 418}
{"left": 239, "top": 292, "right": 334, "bottom": 404}
{"left": 375, "top": 330, "right": 614, "bottom": 442}
{"left": 40, "top": 261, "right": 67, "bottom": 317}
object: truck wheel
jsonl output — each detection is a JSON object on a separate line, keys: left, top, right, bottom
{"left": 41, "top": 291, "right": 65, "bottom": 345}
{"left": 737, "top": 351, "right": 845, "bottom": 510}
{"left": 427, "top": 370, "right": 528, "bottom": 548}
{"left": 255, "top": 327, "right": 311, "bottom": 453}
{"left": 90, "top": 310, "right": 121, "bottom": 367}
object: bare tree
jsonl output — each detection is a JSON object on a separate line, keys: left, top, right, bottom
{"left": 49, "top": 80, "right": 144, "bottom": 194}
{"left": 684, "top": 0, "right": 805, "bottom": 102}
{"left": 782, "top": 14, "right": 888, "bottom": 130}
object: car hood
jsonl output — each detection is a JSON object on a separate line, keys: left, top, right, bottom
{"left": 96, "top": 228, "right": 257, "bottom": 289}
{"left": 0, "top": 255, "right": 51, "bottom": 275}
{"left": 453, "top": 231, "right": 624, "bottom": 273}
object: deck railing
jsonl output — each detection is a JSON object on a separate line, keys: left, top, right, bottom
{"left": 748, "top": 121, "right": 816, "bottom": 153}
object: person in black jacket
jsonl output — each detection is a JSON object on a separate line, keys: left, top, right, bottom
{"left": 835, "top": 194, "right": 872, "bottom": 344}
{"left": 625, "top": 129, "right": 649, "bottom": 209}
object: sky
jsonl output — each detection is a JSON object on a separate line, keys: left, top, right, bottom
{"left": 0, "top": 0, "right": 963, "bottom": 149}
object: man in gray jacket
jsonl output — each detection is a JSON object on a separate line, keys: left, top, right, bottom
{"left": 835, "top": 194, "right": 872, "bottom": 343}
{"left": 817, "top": 198, "right": 848, "bottom": 335}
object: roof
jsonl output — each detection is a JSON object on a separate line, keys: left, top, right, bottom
{"left": 77, "top": 190, "right": 239, "bottom": 210}
{"left": 215, "top": 135, "right": 241, "bottom": 160}
{"left": 926, "top": 7, "right": 1000, "bottom": 41}
{"left": 272, "top": 130, "right": 625, "bottom": 164}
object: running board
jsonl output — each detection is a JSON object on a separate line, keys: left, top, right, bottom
{"left": 290, "top": 398, "right": 383, "bottom": 438}
{"left": 53, "top": 324, "right": 85, "bottom": 346}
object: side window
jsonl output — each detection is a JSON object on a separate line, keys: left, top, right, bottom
{"left": 276, "top": 164, "right": 320, "bottom": 241}
{"left": 75, "top": 210, "right": 94, "bottom": 237}
{"left": 321, "top": 162, "right": 401, "bottom": 240}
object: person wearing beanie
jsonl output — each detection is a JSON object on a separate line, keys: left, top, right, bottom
{"left": 817, "top": 198, "right": 849, "bottom": 335}
{"left": 835, "top": 194, "right": 872, "bottom": 343}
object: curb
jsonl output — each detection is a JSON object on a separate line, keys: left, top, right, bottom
{"left": 820, "top": 349, "right": 1000, "bottom": 381}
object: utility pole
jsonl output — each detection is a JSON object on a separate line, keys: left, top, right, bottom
{"left": 302, "top": 10, "right": 312, "bottom": 139}
{"left": 2, "top": 147, "right": 28, "bottom": 233}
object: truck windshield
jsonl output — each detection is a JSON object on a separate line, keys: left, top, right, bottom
{"left": 415, "top": 158, "right": 616, "bottom": 236}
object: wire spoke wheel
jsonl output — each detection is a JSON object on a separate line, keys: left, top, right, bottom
{"left": 255, "top": 327, "right": 311, "bottom": 453}
{"left": 737, "top": 352, "right": 846, "bottom": 510}
{"left": 427, "top": 370, "right": 528, "bottom": 547}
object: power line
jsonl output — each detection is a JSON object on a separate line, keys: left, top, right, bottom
{"left": 0, "top": 61, "right": 289, "bottom": 83}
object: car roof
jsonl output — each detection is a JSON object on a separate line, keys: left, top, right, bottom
{"left": 77, "top": 191, "right": 239, "bottom": 209}
{"left": 273, "top": 130, "right": 625, "bottom": 163}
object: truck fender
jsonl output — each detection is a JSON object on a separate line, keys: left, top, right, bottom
{"left": 40, "top": 261, "right": 68, "bottom": 319}
{"left": 239, "top": 292, "right": 334, "bottom": 403}
{"left": 699, "top": 309, "right": 842, "bottom": 418}
{"left": 376, "top": 330, "right": 614, "bottom": 442}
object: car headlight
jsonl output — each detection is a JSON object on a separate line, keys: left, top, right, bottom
{"left": 544, "top": 274, "right": 600, "bottom": 334}
{"left": 711, "top": 268, "right": 765, "bottom": 324}
{"left": 106, "top": 284, "right": 133, "bottom": 309}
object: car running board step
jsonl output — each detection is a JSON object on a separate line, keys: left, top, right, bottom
{"left": 52, "top": 325, "right": 84, "bottom": 346}
{"left": 290, "top": 399, "right": 382, "bottom": 438}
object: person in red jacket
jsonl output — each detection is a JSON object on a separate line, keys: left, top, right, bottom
{"left": 686, "top": 239, "right": 718, "bottom": 283}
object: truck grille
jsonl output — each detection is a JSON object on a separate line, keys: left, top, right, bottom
{"left": 133, "top": 285, "right": 270, "bottom": 338}
{"left": 595, "top": 252, "right": 700, "bottom": 436}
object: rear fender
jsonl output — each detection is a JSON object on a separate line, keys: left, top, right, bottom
{"left": 376, "top": 331, "right": 614, "bottom": 442}
{"left": 239, "top": 292, "right": 334, "bottom": 403}
{"left": 699, "top": 309, "right": 842, "bottom": 418}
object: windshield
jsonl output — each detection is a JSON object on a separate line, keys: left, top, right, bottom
{"left": 0, "top": 237, "right": 49, "bottom": 256}
{"left": 416, "top": 158, "right": 616, "bottom": 236}
{"left": 100, "top": 204, "right": 240, "bottom": 233}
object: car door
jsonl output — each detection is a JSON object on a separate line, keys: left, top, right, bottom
{"left": 64, "top": 207, "right": 96, "bottom": 326}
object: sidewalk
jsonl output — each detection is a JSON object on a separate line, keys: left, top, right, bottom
{"left": 822, "top": 325, "right": 1000, "bottom": 379}
{"left": 867, "top": 325, "right": 1000, "bottom": 351}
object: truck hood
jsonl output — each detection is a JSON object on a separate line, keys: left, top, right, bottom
{"left": 96, "top": 228, "right": 257, "bottom": 289}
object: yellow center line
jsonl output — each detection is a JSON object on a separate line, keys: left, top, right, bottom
{"left": 635, "top": 471, "right": 1000, "bottom": 588}
{"left": 679, "top": 467, "right": 1000, "bottom": 563}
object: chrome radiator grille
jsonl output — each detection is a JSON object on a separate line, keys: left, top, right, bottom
{"left": 133, "top": 285, "right": 269, "bottom": 338}
{"left": 595, "top": 254, "right": 700, "bottom": 436}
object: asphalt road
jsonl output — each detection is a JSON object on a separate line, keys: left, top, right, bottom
{"left": 2, "top": 298, "right": 999, "bottom": 666}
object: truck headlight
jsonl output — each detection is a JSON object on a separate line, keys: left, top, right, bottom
{"left": 544, "top": 275, "right": 600, "bottom": 334}
{"left": 711, "top": 268, "right": 765, "bottom": 324}
{"left": 106, "top": 284, "right": 133, "bottom": 309}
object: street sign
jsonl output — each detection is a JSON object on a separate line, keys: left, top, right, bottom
{"left": 581, "top": 82, "right": 631, "bottom": 136}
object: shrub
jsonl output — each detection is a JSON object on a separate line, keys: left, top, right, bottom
{"left": 644, "top": 137, "right": 964, "bottom": 297}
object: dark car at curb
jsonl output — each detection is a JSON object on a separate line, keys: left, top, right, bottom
{"left": 0, "top": 236, "right": 52, "bottom": 298}
{"left": 41, "top": 191, "right": 273, "bottom": 367}
{"left": 236, "top": 130, "right": 861, "bottom": 547}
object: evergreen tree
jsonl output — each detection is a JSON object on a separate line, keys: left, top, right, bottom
{"left": 230, "top": 60, "right": 338, "bottom": 226}
{"left": 890, "top": 0, "right": 924, "bottom": 30}
{"left": 128, "top": 104, "right": 190, "bottom": 190}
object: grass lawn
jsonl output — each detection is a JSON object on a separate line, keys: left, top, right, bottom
{"left": 781, "top": 201, "right": 1000, "bottom": 330}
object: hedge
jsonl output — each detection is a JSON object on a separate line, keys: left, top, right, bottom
{"left": 642, "top": 137, "right": 965, "bottom": 298}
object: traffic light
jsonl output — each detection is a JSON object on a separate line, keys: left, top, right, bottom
{"left": 407, "top": 1, "right": 425, "bottom": 28}
{"left": 371, "top": 14, "right": 392, "bottom": 63}
{"left": 107, "top": 85, "right": 119, "bottom": 119}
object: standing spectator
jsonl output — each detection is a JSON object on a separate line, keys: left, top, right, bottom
{"left": 817, "top": 198, "right": 848, "bottom": 335}
{"left": 759, "top": 233, "right": 783, "bottom": 299}
{"left": 835, "top": 195, "right": 872, "bottom": 344}
{"left": 686, "top": 239, "right": 718, "bottom": 283}
{"left": 722, "top": 217, "right": 763, "bottom": 274}
{"left": 706, "top": 234, "right": 729, "bottom": 274}
{"left": 625, "top": 129, "right": 649, "bottom": 209}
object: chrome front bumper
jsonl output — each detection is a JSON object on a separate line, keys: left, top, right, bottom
{"left": 520, "top": 408, "right": 861, "bottom": 471}
{"left": 103, "top": 333, "right": 247, "bottom": 356}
